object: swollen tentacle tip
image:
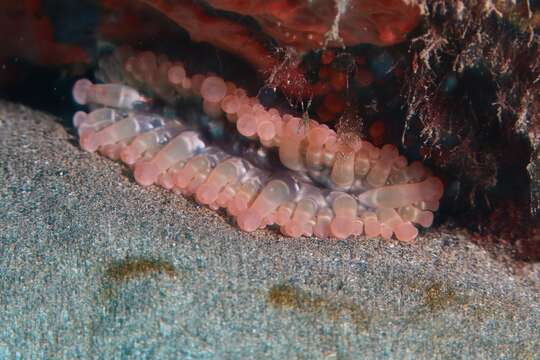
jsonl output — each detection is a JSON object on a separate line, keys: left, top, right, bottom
{"left": 196, "top": 159, "right": 242, "bottom": 204}
{"left": 201, "top": 76, "right": 227, "bottom": 103}
{"left": 217, "top": 189, "right": 231, "bottom": 204}
{"left": 418, "top": 211, "right": 434, "bottom": 228}
{"left": 237, "top": 209, "right": 262, "bottom": 232}
{"left": 352, "top": 219, "right": 364, "bottom": 236}
{"left": 283, "top": 222, "right": 303, "bottom": 237}
{"left": 175, "top": 171, "right": 192, "bottom": 189}
{"left": 134, "top": 161, "right": 160, "bottom": 186}
{"left": 328, "top": 193, "right": 357, "bottom": 239}
{"left": 276, "top": 203, "right": 294, "bottom": 226}
{"left": 257, "top": 121, "right": 276, "bottom": 141}
{"left": 158, "top": 172, "right": 175, "bottom": 190}
{"left": 380, "top": 224, "right": 393, "bottom": 240}
{"left": 395, "top": 222, "right": 418, "bottom": 242}
{"left": 120, "top": 147, "right": 139, "bottom": 165}
{"left": 195, "top": 184, "right": 219, "bottom": 205}
{"left": 168, "top": 64, "right": 186, "bottom": 84}
{"left": 423, "top": 177, "right": 444, "bottom": 201}
{"left": 221, "top": 95, "right": 240, "bottom": 115}
{"left": 79, "top": 133, "right": 99, "bottom": 153}
{"left": 231, "top": 193, "right": 250, "bottom": 214}
{"left": 282, "top": 199, "right": 317, "bottom": 237}
{"left": 73, "top": 111, "right": 88, "bottom": 128}
{"left": 330, "top": 217, "right": 355, "bottom": 239}
{"left": 73, "top": 79, "right": 92, "bottom": 105}
{"left": 363, "top": 213, "right": 381, "bottom": 239}
{"left": 237, "top": 114, "right": 257, "bottom": 138}
{"left": 176, "top": 156, "right": 208, "bottom": 189}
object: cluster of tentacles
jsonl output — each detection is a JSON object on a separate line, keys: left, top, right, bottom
{"left": 72, "top": 47, "right": 444, "bottom": 241}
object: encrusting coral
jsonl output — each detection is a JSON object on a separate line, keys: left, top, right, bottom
{"left": 72, "top": 47, "right": 444, "bottom": 241}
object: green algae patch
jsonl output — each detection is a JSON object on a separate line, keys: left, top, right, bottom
{"left": 104, "top": 258, "right": 176, "bottom": 283}
{"left": 98, "top": 257, "right": 179, "bottom": 304}
{"left": 267, "top": 283, "right": 370, "bottom": 333}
